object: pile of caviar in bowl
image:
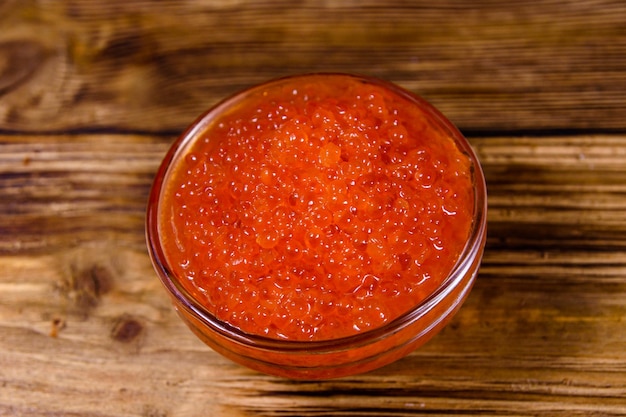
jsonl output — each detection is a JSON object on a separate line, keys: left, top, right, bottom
{"left": 147, "top": 73, "right": 487, "bottom": 379}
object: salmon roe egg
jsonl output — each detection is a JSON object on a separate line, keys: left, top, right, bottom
{"left": 159, "top": 75, "right": 475, "bottom": 341}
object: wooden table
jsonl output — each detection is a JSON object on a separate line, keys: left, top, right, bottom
{"left": 2, "top": 1, "right": 626, "bottom": 415}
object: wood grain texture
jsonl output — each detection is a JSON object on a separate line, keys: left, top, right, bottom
{"left": 0, "top": 134, "right": 170, "bottom": 253}
{"left": 2, "top": 1, "right": 626, "bottom": 415}
{"left": 1, "top": 134, "right": 626, "bottom": 416}
{"left": 0, "top": 0, "right": 625, "bottom": 134}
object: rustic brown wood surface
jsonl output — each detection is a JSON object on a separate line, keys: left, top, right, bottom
{"left": 1, "top": 1, "right": 626, "bottom": 416}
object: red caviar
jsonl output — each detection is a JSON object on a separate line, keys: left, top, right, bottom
{"left": 158, "top": 74, "right": 474, "bottom": 342}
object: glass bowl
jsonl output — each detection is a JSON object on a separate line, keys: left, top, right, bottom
{"left": 146, "top": 73, "right": 487, "bottom": 380}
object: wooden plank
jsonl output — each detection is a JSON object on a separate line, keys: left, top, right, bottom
{"left": 1, "top": 0, "right": 625, "bottom": 133}
{"left": 476, "top": 136, "right": 626, "bottom": 251}
{"left": 1, "top": 134, "right": 625, "bottom": 415}
{"left": 1, "top": 243, "right": 625, "bottom": 415}
{"left": 3, "top": 134, "right": 626, "bottom": 253}
{"left": 0, "top": 134, "right": 170, "bottom": 253}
